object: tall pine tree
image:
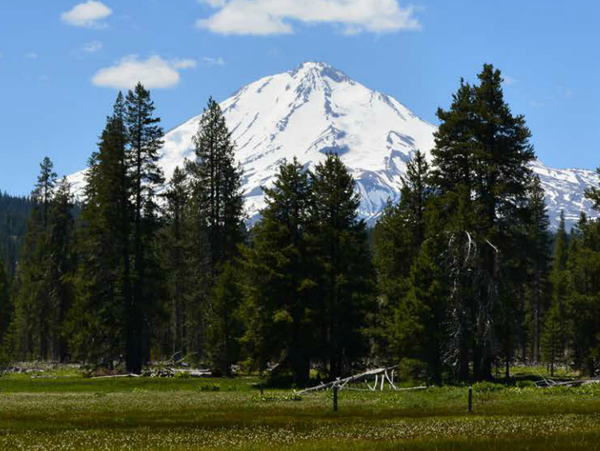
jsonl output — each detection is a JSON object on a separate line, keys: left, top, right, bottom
{"left": 125, "top": 83, "right": 165, "bottom": 373}
{"left": 311, "top": 153, "right": 373, "bottom": 378}
{"left": 69, "top": 94, "right": 132, "bottom": 366}
{"left": 240, "top": 158, "right": 317, "bottom": 384}
{"left": 431, "top": 64, "right": 535, "bottom": 381}
{"left": 186, "top": 97, "right": 244, "bottom": 373}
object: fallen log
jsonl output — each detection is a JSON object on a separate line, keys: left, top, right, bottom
{"left": 297, "top": 366, "right": 421, "bottom": 395}
{"left": 91, "top": 373, "right": 141, "bottom": 379}
{"left": 535, "top": 378, "right": 600, "bottom": 388}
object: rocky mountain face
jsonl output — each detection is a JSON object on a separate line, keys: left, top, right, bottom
{"left": 70, "top": 62, "right": 598, "bottom": 229}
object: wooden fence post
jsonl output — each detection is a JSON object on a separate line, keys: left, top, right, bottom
{"left": 333, "top": 385, "right": 339, "bottom": 412}
{"left": 468, "top": 386, "right": 473, "bottom": 413}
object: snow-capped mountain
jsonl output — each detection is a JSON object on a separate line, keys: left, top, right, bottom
{"left": 70, "top": 62, "right": 598, "bottom": 229}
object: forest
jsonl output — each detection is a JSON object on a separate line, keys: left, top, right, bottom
{"left": 2, "top": 63, "right": 600, "bottom": 386}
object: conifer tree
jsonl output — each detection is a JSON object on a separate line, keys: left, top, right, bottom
{"left": 311, "top": 153, "right": 373, "bottom": 378}
{"left": 46, "top": 178, "right": 75, "bottom": 361}
{"left": 33, "top": 157, "right": 57, "bottom": 229}
{"left": 69, "top": 94, "right": 132, "bottom": 365}
{"left": 373, "top": 151, "right": 433, "bottom": 362}
{"left": 526, "top": 175, "right": 551, "bottom": 363}
{"left": 161, "top": 167, "right": 192, "bottom": 359}
{"left": 567, "top": 217, "right": 600, "bottom": 376}
{"left": 125, "top": 83, "right": 165, "bottom": 373}
{"left": 187, "top": 97, "right": 244, "bottom": 275}
{"left": 0, "top": 261, "right": 10, "bottom": 344}
{"left": 431, "top": 64, "right": 535, "bottom": 381}
{"left": 205, "top": 261, "right": 243, "bottom": 376}
{"left": 540, "top": 211, "right": 570, "bottom": 374}
{"left": 240, "top": 159, "right": 317, "bottom": 384}
{"left": 186, "top": 97, "right": 244, "bottom": 371}
{"left": 12, "top": 157, "right": 57, "bottom": 359}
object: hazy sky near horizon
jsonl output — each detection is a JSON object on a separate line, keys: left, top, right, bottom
{"left": 1, "top": 0, "right": 599, "bottom": 195}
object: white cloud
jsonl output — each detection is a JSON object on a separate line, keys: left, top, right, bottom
{"left": 61, "top": 1, "right": 112, "bottom": 28}
{"left": 83, "top": 40, "right": 103, "bottom": 53}
{"left": 196, "top": 0, "right": 421, "bottom": 36}
{"left": 92, "top": 55, "right": 197, "bottom": 89}
{"left": 201, "top": 56, "right": 226, "bottom": 66}
{"left": 503, "top": 76, "right": 517, "bottom": 86}
{"left": 25, "top": 52, "right": 39, "bottom": 59}
{"left": 172, "top": 59, "right": 198, "bottom": 69}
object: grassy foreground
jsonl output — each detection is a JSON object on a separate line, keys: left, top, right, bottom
{"left": 1, "top": 369, "right": 600, "bottom": 450}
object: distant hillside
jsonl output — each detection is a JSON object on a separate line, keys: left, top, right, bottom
{"left": 0, "top": 192, "right": 32, "bottom": 275}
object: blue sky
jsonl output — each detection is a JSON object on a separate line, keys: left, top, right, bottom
{"left": 1, "top": 0, "right": 599, "bottom": 195}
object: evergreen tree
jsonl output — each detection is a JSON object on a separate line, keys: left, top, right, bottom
{"left": 373, "top": 151, "right": 433, "bottom": 362}
{"left": 399, "top": 227, "right": 448, "bottom": 384}
{"left": 0, "top": 261, "right": 10, "bottom": 344}
{"left": 205, "top": 261, "right": 244, "bottom": 376}
{"left": 69, "top": 94, "right": 131, "bottom": 366}
{"left": 12, "top": 158, "right": 57, "bottom": 359}
{"left": 186, "top": 97, "right": 245, "bottom": 372}
{"left": 525, "top": 175, "right": 551, "bottom": 363}
{"left": 161, "top": 167, "right": 192, "bottom": 359}
{"left": 311, "top": 153, "right": 374, "bottom": 378}
{"left": 32, "top": 157, "right": 57, "bottom": 229}
{"left": 187, "top": 97, "right": 244, "bottom": 275}
{"left": 240, "top": 159, "right": 317, "bottom": 384}
{"left": 431, "top": 64, "right": 535, "bottom": 381}
{"left": 0, "top": 192, "right": 33, "bottom": 275}
{"left": 46, "top": 178, "right": 75, "bottom": 361}
{"left": 542, "top": 211, "right": 570, "bottom": 373}
{"left": 567, "top": 218, "right": 600, "bottom": 376}
{"left": 125, "top": 83, "right": 165, "bottom": 373}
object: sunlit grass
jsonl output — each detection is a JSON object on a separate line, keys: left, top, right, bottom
{"left": 1, "top": 366, "right": 599, "bottom": 450}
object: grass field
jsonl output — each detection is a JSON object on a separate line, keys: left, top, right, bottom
{"left": 1, "top": 367, "right": 600, "bottom": 450}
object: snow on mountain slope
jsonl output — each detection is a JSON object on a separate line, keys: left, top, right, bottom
{"left": 531, "top": 160, "right": 598, "bottom": 227}
{"left": 70, "top": 62, "right": 598, "bottom": 229}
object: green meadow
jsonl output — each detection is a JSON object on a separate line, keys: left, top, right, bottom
{"left": 1, "top": 368, "right": 600, "bottom": 450}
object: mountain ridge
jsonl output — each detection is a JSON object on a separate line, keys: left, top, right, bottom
{"left": 70, "top": 61, "right": 598, "bottom": 229}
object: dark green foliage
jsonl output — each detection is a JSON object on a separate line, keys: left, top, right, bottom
{"left": 0, "top": 192, "right": 32, "bottom": 275}
{"left": 205, "top": 262, "right": 244, "bottom": 376}
{"left": 69, "top": 96, "right": 131, "bottom": 365}
{"left": 187, "top": 97, "right": 244, "bottom": 275}
{"left": 160, "top": 167, "right": 193, "bottom": 360}
{"left": 126, "top": 83, "right": 165, "bottom": 373}
{"left": 311, "top": 153, "right": 374, "bottom": 378}
{"left": 11, "top": 158, "right": 75, "bottom": 361}
{"left": 373, "top": 151, "right": 438, "bottom": 373}
{"left": 186, "top": 97, "right": 245, "bottom": 371}
{"left": 566, "top": 217, "right": 600, "bottom": 376}
{"left": 542, "top": 212, "right": 570, "bottom": 374}
{"left": 8, "top": 64, "right": 600, "bottom": 387}
{"left": 525, "top": 176, "right": 552, "bottom": 364}
{"left": 431, "top": 64, "right": 535, "bottom": 381}
{"left": 0, "top": 261, "right": 10, "bottom": 344}
{"left": 240, "top": 159, "right": 317, "bottom": 384}
{"left": 46, "top": 178, "right": 75, "bottom": 362}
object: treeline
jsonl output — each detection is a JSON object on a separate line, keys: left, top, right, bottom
{"left": 1, "top": 65, "right": 600, "bottom": 383}
{"left": 0, "top": 192, "right": 33, "bottom": 275}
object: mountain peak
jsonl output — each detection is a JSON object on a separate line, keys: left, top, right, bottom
{"left": 69, "top": 63, "right": 599, "bottom": 230}
{"left": 291, "top": 61, "right": 351, "bottom": 84}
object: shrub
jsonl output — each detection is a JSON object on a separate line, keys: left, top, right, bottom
{"left": 472, "top": 381, "right": 505, "bottom": 393}
{"left": 254, "top": 393, "right": 303, "bottom": 402}
{"left": 199, "top": 383, "right": 221, "bottom": 392}
{"left": 398, "top": 358, "right": 427, "bottom": 382}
